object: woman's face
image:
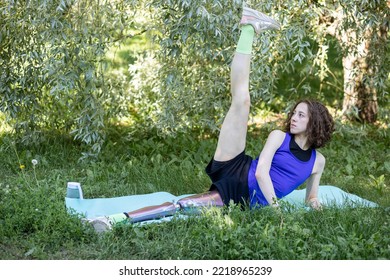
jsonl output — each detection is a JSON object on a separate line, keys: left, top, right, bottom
{"left": 290, "top": 102, "right": 309, "bottom": 135}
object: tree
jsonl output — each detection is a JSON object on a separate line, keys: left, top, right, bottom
{"left": 145, "top": 0, "right": 389, "bottom": 134}
{"left": 315, "top": 0, "right": 389, "bottom": 122}
{"left": 1, "top": 0, "right": 388, "bottom": 157}
{"left": 0, "top": 0, "right": 135, "bottom": 157}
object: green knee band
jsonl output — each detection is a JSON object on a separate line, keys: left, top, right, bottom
{"left": 236, "top": 25, "right": 255, "bottom": 55}
{"left": 108, "top": 213, "right": 128, "bottom": 224}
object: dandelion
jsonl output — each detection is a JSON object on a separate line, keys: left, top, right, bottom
{"left": 31, "top": 159, "right": 40, "bottom": 187}
{"left": 19, "top": 164, "right": 25, "bottom": 170}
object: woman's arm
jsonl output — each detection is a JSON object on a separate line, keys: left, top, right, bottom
{"left": 305, "top": 151, "right": 326, "bottom": 210}
{"left": 255, "top": 130, "right": 285, "bottom": 207}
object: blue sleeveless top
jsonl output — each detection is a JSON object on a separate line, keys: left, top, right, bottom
{"left": 247, "top": 133, "right": 316, "bottom": 207}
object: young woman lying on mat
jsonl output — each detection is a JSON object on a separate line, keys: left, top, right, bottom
{"left": 88, "top": 5, "right": 334, "bottom": 232}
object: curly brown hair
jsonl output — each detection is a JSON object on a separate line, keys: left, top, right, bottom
{"left": 283, "top": 99, "right": 335, "bottom": 149}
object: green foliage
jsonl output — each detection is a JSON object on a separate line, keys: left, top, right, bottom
{"left": 1, "top": 0, "right": 388, "bottom": 154}
{"left": 0, "top": 0, "right": 136, "bottom": 158}
{"left": 101, "top": 205, "right": 389, "bottom": 260}
{"left": 320, "top": 121, "right": 390, "bottom": 205}
{"left": 137, "top": 0, "right": 389, "bottom": 134}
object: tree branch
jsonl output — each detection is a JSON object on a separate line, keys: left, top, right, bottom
{"left": 112, "top": 29, "right": 148, "bottom": 43}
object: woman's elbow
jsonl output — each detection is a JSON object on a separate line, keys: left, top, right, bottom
{"left": 255, "top": 170, "right": 267, "bottom": 182}
{"left": 255, "top": 161, "right": 271, "bottom": 182}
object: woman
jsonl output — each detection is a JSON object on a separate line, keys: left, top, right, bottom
{"left": 90, "top": 6, "right": 334, "bottom": 232}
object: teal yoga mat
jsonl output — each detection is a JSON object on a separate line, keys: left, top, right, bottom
{"left": 65, "top": 185, "right": 377, "bottom": 222}
{"left": 66, "top": 191, "right": 191, "bottom": 219}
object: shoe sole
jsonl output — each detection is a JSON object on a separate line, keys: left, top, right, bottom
{"left": 91, "top": 219, "right": 111, "bottom": 233}
{"left": 243, "top": 7, "right": 280, "bottom": 29}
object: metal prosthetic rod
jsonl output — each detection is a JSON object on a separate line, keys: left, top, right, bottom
{"left": 125, "top": 191, "right": 224, "bottom": 222}
{"left": 126, "top": 202, "right": 180, "bottom": 223}
{"left": 177, "top": 191, "right": 224, "bottom": 213}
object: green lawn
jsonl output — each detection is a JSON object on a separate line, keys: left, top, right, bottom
{"left": 0, "top": 116, "right": 389, "bottom": 260}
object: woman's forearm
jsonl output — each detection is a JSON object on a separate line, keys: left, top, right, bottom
{"left": 256, "top": 172, "right": 278, "bottom": 207}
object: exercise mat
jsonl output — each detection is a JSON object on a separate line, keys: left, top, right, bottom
{"left": 65, "top": 185, "right": 377, "bottom": 223}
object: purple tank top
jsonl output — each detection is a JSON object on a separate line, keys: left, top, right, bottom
{"left": 247, "top": 133, "right": 316, "bottom": 207}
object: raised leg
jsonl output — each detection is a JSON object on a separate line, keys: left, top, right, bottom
{"left": 213, "top": 7, "right": 280, "bottom": 162}
{"left": 213, "top": 50, "right": 252, "bottom": 162}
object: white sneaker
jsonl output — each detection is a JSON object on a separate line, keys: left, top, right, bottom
{"left": 241, "top": 6, "right": 280, "bottom": 33}
{"left": 89, "top": 216, "right": 112, "bottom": 233}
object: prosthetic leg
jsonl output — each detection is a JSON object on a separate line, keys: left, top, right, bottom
{"left": 125, "top": 190, "right": 224, "bottom": 222}
{"left": 126, "top": 202, "right": 181, "bottom": 223}
{"left": 89, "top": 191, "right": 224, "bottom": 233}
{"left": 125, "top": 191, "right": 224, "bottom": 223}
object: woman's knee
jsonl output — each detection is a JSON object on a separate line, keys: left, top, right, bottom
{"left": 177, "top": 191, "right": 224, "bottom": 209}
{"left": 232, "top": 93, "right": 250, "bottom": 109}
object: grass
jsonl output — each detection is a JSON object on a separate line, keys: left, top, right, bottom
{"left": 0, "top": 117, "right": 389, "bottom": 260}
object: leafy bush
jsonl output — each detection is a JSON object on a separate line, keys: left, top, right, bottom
{"left": 0, "top": 0, "right": 135, "bottom": 158}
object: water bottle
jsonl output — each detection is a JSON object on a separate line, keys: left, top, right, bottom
{"left": 66, "top": 182, "right": 83, "bottom": 199}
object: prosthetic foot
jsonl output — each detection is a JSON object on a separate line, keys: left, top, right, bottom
{"left": 89, "top": 216, "right": 112, "bottom": 233}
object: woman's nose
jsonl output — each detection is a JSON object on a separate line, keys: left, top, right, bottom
{"left": 291, "top": 115, "right": 297, "bottom": 122}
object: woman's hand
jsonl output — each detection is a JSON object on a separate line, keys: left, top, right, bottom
{"left": 307, "top": 197, "right": 322, "bottom": 210}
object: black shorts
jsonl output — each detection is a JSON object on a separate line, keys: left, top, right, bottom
{"left": 205, "top": 151, "right": 252, "bottom": 206}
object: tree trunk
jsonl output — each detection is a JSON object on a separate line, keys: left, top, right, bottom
{"left": 341, "top": 38, "right": 378, "bottom": 123}
{"left": 324, "top": 8, "right": 388, "bottom": 123}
